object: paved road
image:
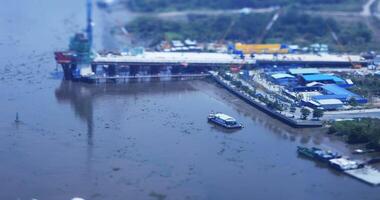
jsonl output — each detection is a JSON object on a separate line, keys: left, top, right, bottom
{"left": 361, "top": 0, "right": 376, "bottom": 17}
{"left": 323, "top": 108, "right": 380, "bottom": 120}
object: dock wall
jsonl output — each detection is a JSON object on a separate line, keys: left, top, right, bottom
{"left": 210, "top": 74, "right": 323, "bottom": 128}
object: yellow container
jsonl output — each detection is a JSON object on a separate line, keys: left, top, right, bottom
{"left": 235, "top": 43, "right": 288, "bottom": 54}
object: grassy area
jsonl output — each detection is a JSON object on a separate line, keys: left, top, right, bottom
{"left": 126, "top": 0, "right": 367, "bottom": 12}
{"left": 348, "top": 75, "right": 380, "bottom": 98}
{"left": 328, "top": 118, "right": 380, "bottom": 150}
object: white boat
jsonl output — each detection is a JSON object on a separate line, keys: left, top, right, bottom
{"left": 329, "top": 158, "right": 364, "bottom": 171}
{"left": 208, "top": 113, "right": 243, "bottom": 129}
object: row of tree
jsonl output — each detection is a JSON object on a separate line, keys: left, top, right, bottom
{"left": 127, "top": 0, "right": 359, "bottom": 12}
{"left": 300, "top": 108, "right": 323, "bottom": 120}
{"left": 219, "top": 72, "right": 324, "bottom": 120}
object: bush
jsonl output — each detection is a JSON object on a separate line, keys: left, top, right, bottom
{"left": 312, "top": 109, "right": 324, "bottom": 119}
{"left": 301, "top": 108, "right": 311, "bottom": 120}
{"left": 231, "top": 80, "right": 243, "bottom": 88}
{"left": 329, "top": 118, "right": 380, "bottom": 149}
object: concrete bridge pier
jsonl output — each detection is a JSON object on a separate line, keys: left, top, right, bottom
{"left": 171, "top": 66, "right": 181, "bottom": 74}
{"left": 184, "top": 66, "right": 203, "bottom": 74}
{"left": 129, "top": 66, "right": 140, "bottom": 76}
{"left": 91, "top": 64, "right": 97, "bottom": 74}
{"left": 149, "top": 66, "right": 161, "bottom": 75}
{"left": 105, "top": 64, "right": 117, "bottom": 83}
{"left": 106, "top": 64, "right": 117, "bottom": 77}
{"left": 62, "top": 63, "right": 77, "bottom": 80}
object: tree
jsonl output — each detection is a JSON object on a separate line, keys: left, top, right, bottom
{"left": 301, "top": 108, "right": 311, "bottom": 120}
{"left": 348, "top": 97, "right": 358, "bottom": 107}
{"left": 290, "top": 106, "right": 296, "bottom": 113}
{"left": 231, "top": 80, "right": 242, "bottom": 88}
{"left": 241, "top": 85, "right": 250, "bottom": 93}
{"left": 312, "top": 109, "right": 324, "bottom": 120}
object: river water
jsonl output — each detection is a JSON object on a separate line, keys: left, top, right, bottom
{"left": 0, "top": 1, "right": 379, "bottom": 200}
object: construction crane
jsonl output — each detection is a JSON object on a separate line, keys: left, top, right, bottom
{"left": 218, "top": 17, "right": 237, "bottom": 45}
{"left": 326, "top": 22, "right": 362, "bottom": 69}
{"left": 257, "top": 10, "right": 281, "bottom": 43}
{"left": 86, "top": 0, "right": 93, "bottom": 49}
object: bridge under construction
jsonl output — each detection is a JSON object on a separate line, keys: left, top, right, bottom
{"left": 55, "top": 50, "right": 367, "bottom": 81}
{"left": 53, "top": 0, "right": 368, "bottom": 82}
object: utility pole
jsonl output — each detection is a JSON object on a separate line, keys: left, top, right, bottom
{"left": 86, "top": 0, "right": 93, "bottom": 49}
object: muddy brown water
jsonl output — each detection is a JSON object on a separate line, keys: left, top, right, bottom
{"left": 0, "top": 0, "right": 379, "bottom": 199}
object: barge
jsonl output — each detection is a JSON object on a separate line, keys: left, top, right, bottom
{"left": 297, "top": 146, "right": 380, "bottom": 186}
{"left": 297, "top": 146, "right": 341, "bottom": 162}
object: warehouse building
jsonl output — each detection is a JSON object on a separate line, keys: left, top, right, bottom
{"left": 307, "top": 99, "right": 344, "bottom": 110}
{"left": 268, "top": 73, "right": 297, "bottom": 86}
{"left": 288, "top": 68, "right": 320, "bottom": 76}
{"left": 300, "top": 74, "right": 350, "bottom": 87}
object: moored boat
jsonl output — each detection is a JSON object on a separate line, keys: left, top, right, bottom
{"left": 297, "top": 146, "right": 315, "bottom": 159}
{"left": 312, "top": 147, "right": 341, "bottom": 162}
{"left": 297, "top": 146, "right": 341, "bottom": 162}
{"left": 208, "top": 113, "right": 243, "bottom": 129}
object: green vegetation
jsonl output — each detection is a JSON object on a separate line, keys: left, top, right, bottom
{"left": 312, "top": 109, "right": 324, "bottom": 119}
{"left": 301, "top": 108, "right": 311, "bottom": 120}
{"left": 126, "top": 9, "right": 375, "bottom": 51}
{"left": 126, "top": 14, "right": 271, "bottom": 46}
{"left": 266, "top": 9, "right": 374, "bottom": 51}
{"left": 348, "top": 75, "right": 380, "bottom": 98}
{"left": 328, "top": 118, "right": 380, "bottom": 150}
{"left": 219, "top": 72, "right": 284, "bottom": 111}
{"left": 348, "top": 97, "right": 359, "bottom": 107}
{"left": 127, "top": 0, "right": 365, "bottom": 12}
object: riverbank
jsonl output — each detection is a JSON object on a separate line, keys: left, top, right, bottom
{"left": 209, "top": 71, "right": 323, "bottom": 128}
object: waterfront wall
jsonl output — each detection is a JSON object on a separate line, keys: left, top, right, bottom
{"left": 210, "top": 73, "right": 323, "bottom": 128}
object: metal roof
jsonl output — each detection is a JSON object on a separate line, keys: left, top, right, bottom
{"left": 271, "top": 73, "right": 295, "bottom": 79}
{"left": 301, "top": 74, "right": 345, "bottom": 83}
{"left": 315, "top": 99, "right": 343, "bottom": 105}
{"left": 215, "top": 113, "right": 236, "bottom": 122}
{"left": 322, "top": 84, "right": 358, "bottom": 97}
{"left": 288, "top": 68, "right": 320, "bottom": 75}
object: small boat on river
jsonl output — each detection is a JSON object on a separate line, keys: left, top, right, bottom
{"left": 208, "top": 113, "right": 243, "bottom": 129}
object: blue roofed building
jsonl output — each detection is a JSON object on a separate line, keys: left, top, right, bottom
{"left": 313, "top": 84, "right": 367, "bottom": 104}
{"left": 300, "top": 74, "right": 349, "bottom": 87}
{"left": 268, "top": 73, "right": 297, "bottom": 86}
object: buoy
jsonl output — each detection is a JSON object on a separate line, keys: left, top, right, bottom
{"left": 15, "top": 112, "right": 20, "bottom": 123}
